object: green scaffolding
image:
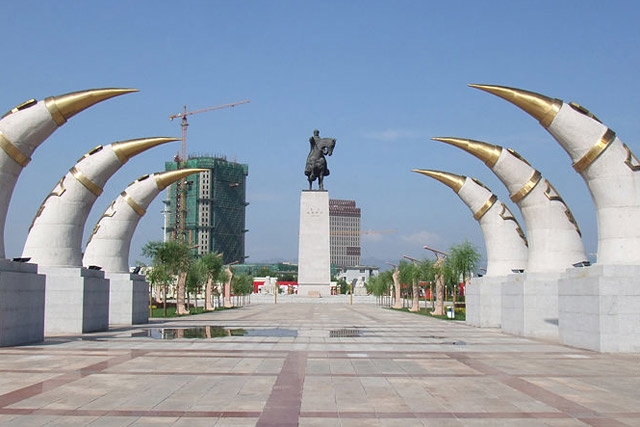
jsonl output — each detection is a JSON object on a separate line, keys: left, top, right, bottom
{"left": 164, "top": 156, "right": 248, "bottom": 264}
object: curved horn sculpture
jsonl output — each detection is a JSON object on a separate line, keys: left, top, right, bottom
{"left": 413, "top": 169, "right": 528, "bottom": 276}
{"left": 433, "top": 137, "right": 587, "bottom": 273}
{"left": 83, "top": 168, "right": 206, "bottom": 273}
{"left": 0, "top": 88, "right": 137, "bottom": 257}
{"left": 22, "top": 137, "right": 178, "bottom": 267}
{"left": 470, "top": 83, "right": 640, "bottom": 265}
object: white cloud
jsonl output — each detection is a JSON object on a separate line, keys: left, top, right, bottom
{"left": 401, "top": 230, "right": 442, "bottom": 246}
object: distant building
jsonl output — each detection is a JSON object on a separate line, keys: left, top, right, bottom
{"left": 232, "top": 262, "right": 298, "bottom": 278}
{"left": 164, "top": 156, "right": 248, "bottom": 265}
{"left": 329, "top": 199, "right": 361, "bottom": 267}
{"left": 336, "top": 265, "right": 379, "bottom": 288}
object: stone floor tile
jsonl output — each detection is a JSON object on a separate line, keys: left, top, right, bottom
{"left": 0, "top": 302, "right": 636, "bottom": 426}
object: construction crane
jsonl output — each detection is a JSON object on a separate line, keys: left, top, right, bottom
{"left": 168, "top": 99, "right": 250, "bottom": 243}
{"left": 169, "top": 99, "right": 250, "bottom": 164}
{"left": 330, "top": 229, "right": 398, "bottom": 236}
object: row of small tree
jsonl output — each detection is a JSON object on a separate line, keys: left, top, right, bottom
{"left": 141, "top": 240, "right": 253, "bottom": 316}
{"left": 366, "top": 240, "right": 481, "bottom": 316}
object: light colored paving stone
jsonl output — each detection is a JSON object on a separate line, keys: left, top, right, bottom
{"left": 0, "top": 302, "right": 635, "bottom": 426}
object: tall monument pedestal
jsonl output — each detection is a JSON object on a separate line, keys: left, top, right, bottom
{"left": 0, "top": 259, "right": 45, "bottom": 346}
{"left": 297, "top": 191, "right": 331, "bottom": 297}
{"left": 40, "top": 266, "right": 110, "bottom": 335}
{"left": 107, "top": 272, "right": 148, "bottom": 325}
{"left": 559, "top": 265, "right": 640, "bottom": 353}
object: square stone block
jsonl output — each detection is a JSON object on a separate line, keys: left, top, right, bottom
{"left": 40, "top": 266, "right": 110, "bottom": 335}
{"left": 501, "top": 272, "right": 561, "bottom": 341}
{"left": 559, "top": 265, "right": 640, "bottom": 353}
{"left": 0, "top": 260, "right": 45, "bottom": 346}
{"left": 107, "top": 272, "right": 149, "bottom": 325}
{"left": 466, "top": 276, "right": 505, "bottom": 328}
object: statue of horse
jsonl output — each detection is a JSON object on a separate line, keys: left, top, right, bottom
{"left": 305, "top": 134, "right": 336, "bottom": 190}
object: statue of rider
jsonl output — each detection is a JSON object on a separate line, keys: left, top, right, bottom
{"left": 305, "top": 129, "right": 335, "bottom": 190}
{"left": 306, "top": 129, "right": 321, "bottom": 169}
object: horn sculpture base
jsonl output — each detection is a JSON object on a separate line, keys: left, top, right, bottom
{"left": 465, "top": 276, "right": 506, "bottom": 328}
{"left": 40, "top": 266, "right": 109, "bottom": 335}
{"left": 559, "top": 265, "right": 640, "bottom": 353}
{"left": 107, "top": 272, "right": 148, "bottom": 326}
{"left": 0, "top": 259, "right": 45, "bottom": 346}
{"left": 297, "top": 191, "right": 331, "bottom": 297}
{"left": 501, "top": 272, "right": 562, "bottom": 341}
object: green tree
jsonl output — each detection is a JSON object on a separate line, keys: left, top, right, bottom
{"left": 335, "top": 278, "right": 349, "bottom": 294}
{"left": 186, "top": 260, "right": 205, "bottom": 310}
{"left": 398, "top": 260, "right": 417, "bottom": 311}
{"left": 367, "top": 270, "right": 394, "bottom": 306}
{"left": 417, "top": 258, "right": 436, "bottom": 310}
{"left": 399, "top": 258, "right": 436, "bottom": 312}
{"left": 196, "top": 253, "right": 225, "bottom": 311}
{"left": 232, "top": 273, "right": 253, "bottom": 295}
{"left": 232, "top": 273, "right": 254, "bottom": 306}
{"left": 446, "top": 240, "right": 481, "bottom": 307}
{"left": 142, "top": 240, "right": 193, "bottom": 315}
{"left": 366, "top": 270, "right": 392, "bottom": 297}
{"left": 145, "top": 263, "right": 173, "bottom": 317}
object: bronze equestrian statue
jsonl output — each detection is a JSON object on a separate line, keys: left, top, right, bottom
{"left": 305, "top": 129, "right": 336, "bottom": 190}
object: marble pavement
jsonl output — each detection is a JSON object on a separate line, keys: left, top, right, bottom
{"left": 0, "top": 300, "right": 638, "bottom": 426}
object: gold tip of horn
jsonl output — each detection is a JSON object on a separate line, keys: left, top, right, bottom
{"left": 111, "top": 137, "right": 179, "bottom": 163}
{"left": 155, "top": 168, "right": 208, "bottom": 190}
{"left": 432, "top": 136, "right": 502, "bottom": 168}
{"left": 469, "top": 84, "right": 562, "bottom": 128}
{"left": 44, "top": 88, "right": 138, "bottom": 126}
{"left": 412, "top": 169, "right": 466, "bottom": 193}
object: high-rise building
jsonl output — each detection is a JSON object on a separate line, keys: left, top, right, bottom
{"left": 329, "top": 199, "right": 361, "bottom": 267}
{"left": 164, "top": 156, "right": 248, "bottom": 265}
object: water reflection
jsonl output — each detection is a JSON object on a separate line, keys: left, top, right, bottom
{"left": 141, "top": 326, "right": 297, "bottom": 339}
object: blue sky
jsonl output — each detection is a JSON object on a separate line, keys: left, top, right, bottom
{"left": 3, "top": 1, "right": 640, "bottom": 267}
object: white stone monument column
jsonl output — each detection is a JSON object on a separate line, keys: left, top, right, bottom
{"left": 471, "top": 83, "right": 640, "bottom": 352}
{"left": 0, "top": 88, "right": 135, "bottom": 345}
{"left": 297, "top": 191, "right": 331, "bottom": 297}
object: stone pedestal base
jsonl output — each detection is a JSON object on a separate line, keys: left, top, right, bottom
{"left": 300, "top": 284, "right": 331, "bottom": 297}
{"left": 107, "top": 272, "right": 148, "bottom": 325}
{"left": 0, "top": 259, "right": 45, "bottom": 346}
{"left": 297, "top": 191, "right": 331, "bottom": 297}
{"left": 466, "top": 276, "right": 506, "bottom": 328}
{"left": 40, "top": 266, "right": 110, "bottom": 335}
{"left": 502, "top": 272, "right": 560, "bottom": 340}
{"left": 559, "top": 265, "right": 640, "bottom": 353}
{"left": 354, "top": 287, "right": 368, "bottom": 296}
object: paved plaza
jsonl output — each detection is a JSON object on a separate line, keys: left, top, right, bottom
{"left": 0, "top": 299, "right": 639, "bottom": 426}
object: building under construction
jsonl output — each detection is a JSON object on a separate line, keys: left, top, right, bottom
{"left": 164, "top": 156, "right": 249, "bottom": 265}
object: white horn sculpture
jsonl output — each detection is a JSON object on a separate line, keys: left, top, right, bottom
{"left": 432, "top": 137, "right": 587, "bottom": 273}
